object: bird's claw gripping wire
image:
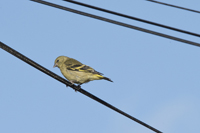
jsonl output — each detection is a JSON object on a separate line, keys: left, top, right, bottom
{"left": 66, "top": 83, "right": 81, "bottom": 92}
{"left": 75, "top": 84, "right": 82, "bottom": 92}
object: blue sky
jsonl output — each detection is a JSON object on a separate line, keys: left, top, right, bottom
{"left": 1, "top": 0, "right": 200, "bottom": 133}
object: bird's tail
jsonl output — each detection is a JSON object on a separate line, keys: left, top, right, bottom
{"left": 95, "top": 74, "right": 113, "bottom": 82}
{"left": 102, "top": 76, "right": 113, "bottom": 82}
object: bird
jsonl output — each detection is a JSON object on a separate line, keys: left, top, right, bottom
{"left": 53, "top": 56, "right": 113, "bottom": 88}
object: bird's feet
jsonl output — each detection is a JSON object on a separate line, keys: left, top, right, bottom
{"left": 67, "top": 80, "right": 82, "bottom": 92}
{"left": 66, "top": 84, "right": 70, "bottom": 87}
{"left": 66, "top": 80, "right": 74, "bottom": 88}
{"left": 75, "top": 84, "right": 82, "bottom": 92}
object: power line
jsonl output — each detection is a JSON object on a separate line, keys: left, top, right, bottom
{"left": 30, "top": 0, "right": 200, "bottom": 48}
{"left": 147, "top": 0, "right": 200, "bottom": 14}
{"left": 63, "top": 0, "right": 200, "bottom": 38}
{"left": 0, "top": 41, "right": 163, "bottom": 133}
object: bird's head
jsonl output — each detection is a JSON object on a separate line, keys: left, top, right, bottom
{"left": 53, "top": 56, "right": 69, "bottom": 68}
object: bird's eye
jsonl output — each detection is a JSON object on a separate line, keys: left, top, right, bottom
{"left": 57, "top": 60, "right": 59, "bottom": 62}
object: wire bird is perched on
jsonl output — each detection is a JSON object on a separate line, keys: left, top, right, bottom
{"left": 53, "top": 56, "right": 113, "bottom": 87}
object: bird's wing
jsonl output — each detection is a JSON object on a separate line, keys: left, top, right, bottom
{"left": 64, "top": 58, "right": 103, "bottom": 75}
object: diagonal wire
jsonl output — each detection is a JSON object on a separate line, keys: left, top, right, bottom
{"left": 30, "top": 0, "right": 200, "bottom": 48}
{"left": 63, "top": 0, "right": 200, "bottom": 38}
{"left": 0, "top": 41, "right": 163, "bottom": 133}
{"left": 147, "top": 0, "right": 200, "bottom": 14}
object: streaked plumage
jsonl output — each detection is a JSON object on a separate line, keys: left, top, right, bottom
{"left": 53, "top": 56, "right": 113, "bottom": 86}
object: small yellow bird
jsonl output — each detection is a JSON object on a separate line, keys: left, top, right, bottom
{"left": 53, "top": 56, "right": 113, "bottom": 87}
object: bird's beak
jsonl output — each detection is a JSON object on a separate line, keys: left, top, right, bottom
{"left": 53, "top": 63, "right": 57, "bottom": 68}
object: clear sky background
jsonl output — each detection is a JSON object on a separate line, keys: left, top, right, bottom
{"left": 1, "top": 0, "right": 200, "bottom": 133}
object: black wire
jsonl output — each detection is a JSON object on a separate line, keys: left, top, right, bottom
{"left": 147, "top": 0, "right": 200, "bottom": 14}
{"left": 30, "top": 0, "right": 200, "bottom": 48}
{"left": 0, "top": 41, "right": 163, "bottom": 133}
{"left": 63, "top": 0, "right": 200, "bottom": 38}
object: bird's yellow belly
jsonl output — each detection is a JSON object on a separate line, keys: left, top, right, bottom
{"left": 60, "top": 68, "right": 100, "bottom": 84}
